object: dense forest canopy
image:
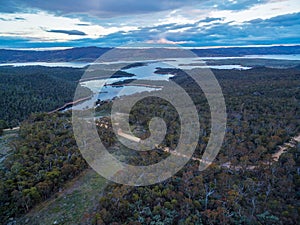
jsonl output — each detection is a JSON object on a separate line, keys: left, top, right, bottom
{"left": 0, "top": 66, "right": 91, "bottom": 127}
{"left": 91, "top": 66, "right": 300, "bottom": 224}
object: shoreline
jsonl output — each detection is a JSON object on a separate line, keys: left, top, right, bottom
{"left": 48, "top": 95, "right": 93, "bottom": 114}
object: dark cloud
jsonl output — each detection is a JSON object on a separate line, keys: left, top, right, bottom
{"left": 178, "top": 13, "right": 300, "bottom": 46}
{"left": 0, "top": 0, "right": 199, "bottom": 17}
{"left": 14, "top": 17, "right": 25, "bottom": 20}
{"left": 0, "top": 16, "right": 26, "bottom": 21}
{"left": 0, "top": 0, "right": 268, "bottom": 17}
{"left": 76, "top": 23, "right": 90, "bottom": 26}
{"left": 47, "top": 29, "right": 86, "bottom": 36}
{"left": 0, "top": 36, "right": 74, "bottom": 48}
{"left": 250, "top": 12, "right": 300, "bottom": 27}
{"left": 198, "top": 17, "right": 223, "bottom": 23}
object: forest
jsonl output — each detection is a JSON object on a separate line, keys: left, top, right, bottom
{"left": 0, "top": 66, "right": 92, "bottom": 128}
{"left": 93, "top": 66, "right": 300, "bottom": 224}
{"left": 0, "top": 65, "right": 139, "bottom": 129}
{"left": 0, "top": 65, "right": 299, "bottom": 224}
{"left": 0, "top": 112, "right": 87, "bottom": 221}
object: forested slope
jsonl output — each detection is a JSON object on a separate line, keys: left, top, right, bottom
{"left": 0, "top": 66, "right": 91, "bottom": 127}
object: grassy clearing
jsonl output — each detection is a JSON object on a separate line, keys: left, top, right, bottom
{"left": 17, "top": 169, "right": 108, "bottom": 225}
{"left": 0, "top": 129, "right": 18, "bottom": 165}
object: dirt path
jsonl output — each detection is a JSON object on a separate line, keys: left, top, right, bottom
{"left": 98, "top": 117, "right": 300, "bottom": 170}
{"left": 221, "top": 133, "right": 300, "bottom": 170}
{"left": 155, "top": 133, "right": 300, "bottom": 171}
{"left": 116, "top": 127, "right": 300, "bottom": 168}
{"left": 48, "top": 96, "right": 92, "bottom": 114}
{"left": 3, "top": 126, "right": 20, "bottom": 132}
{"left": 272, "top": 134, "right": 300, "bottom": 161}
{"left": 117, "top": 129, "right": 141, "bottom": 143}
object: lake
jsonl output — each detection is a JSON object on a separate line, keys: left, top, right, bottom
{"left": 72, "top": 61, "right": 174, "bottom": 110}
{"left": 2, "top": 54, "right": 300, "bottom": 68}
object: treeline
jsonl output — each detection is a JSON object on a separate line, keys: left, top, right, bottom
{"left": 0, "top": 66, "right": 91, "bottom": 127}
{"left": 0, "top": 46, "right": 299, "bottom": 63}
{"left": 0, "top": 47, "right": 110, "bottom": 63}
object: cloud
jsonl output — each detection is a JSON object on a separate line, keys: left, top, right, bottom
{"left": 181, "top": 12, "right": 300, "bottom": 46}
{"left": 0, "top": 11, "right": 139, "bottom": 42}
{"left": 146, "top": 38, "right": 189, "bottom": 45}
{"left": 198, "top": 17, "right": 223, "bottom": 23}
{"left": 76, "top": 23, "right": 90, "bottom": 26}
{"left": 3, "top": 12, "right": 300, "bottom": 48}
{"left": 0, "top": 36, "right": 74, "bottom": 49}
{"left": 258, "top": 12, "right": 300, "bottom": 26}
{"left": 0, "top": 0, "right": 199, "bottom": 17}
{"left": 0, "top": 0, "right": 270, "bottom": 18}
{"left": 212, "top": 0, "right": 268, "bottom": 10}
{"left": 115, "top": 12, "right": 300, "bottom": 47}
{"left": 14, "top": 17, "right": 25, "bottom": 20}
{"left": 210, "top": 0, "right": 300, "bottom": 23}
{"left": 0, "top": 16, "right": 26, "bottom": 21}
{"left": 47, "top": 29, "right": 86, "bottom": 36}
{"left": 0, "top": 1, "right": 299, "bottom": 48}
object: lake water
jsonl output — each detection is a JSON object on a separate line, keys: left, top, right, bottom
{"left": 72, "top": 62, "right": 173, "bottom": 110}
{"left": 1, "top": 54, "right": 299, "bottom": 69}
{"left": 73, "top": 58, "right": 255, "bottom": 110}
{"left": 0, "top": 61, "right": 90, "bottom": 68}
{"left": 244, "top": 54, "right": 300, "bottom": 60}
{"left": 73, "top": 79, "right": 162, "bottom": 111}
{"left": 192, "top": 54, "right": 300, "bottom": 61}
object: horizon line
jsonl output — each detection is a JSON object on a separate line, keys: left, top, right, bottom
{"left": 1, "top": 44, "right": 300, "bottom": 51}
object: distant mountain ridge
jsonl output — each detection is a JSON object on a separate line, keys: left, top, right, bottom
{"left": 0, "top": 45, "right": 299, "bottom": 63}
{"left": 0, "top": 47, "right": 111, "bottom": 63}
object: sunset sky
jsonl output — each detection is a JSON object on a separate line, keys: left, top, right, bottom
{"left": 0, "top": 0, "right": 299, "bottom": 48}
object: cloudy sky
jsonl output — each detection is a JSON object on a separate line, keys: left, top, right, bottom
{"left": 0, "top": 0, "right": 299, "bottom": 48}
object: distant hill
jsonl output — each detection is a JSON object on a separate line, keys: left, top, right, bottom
{"left": 191, "top": 45, "right": 300, "bottom": 57}
{"left": 0, "top": 45, "right": 300, "bottom": 63}
{"left": 0, "top": 47, "right": 111, "bottom": 63}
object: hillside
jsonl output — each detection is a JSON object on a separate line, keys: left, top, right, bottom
{"left": 0, "top": 45, "right": 299, "bottom": 63}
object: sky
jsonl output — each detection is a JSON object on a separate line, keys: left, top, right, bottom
{"left": 0, "top": 0, "right": 299, "bottom": 48}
